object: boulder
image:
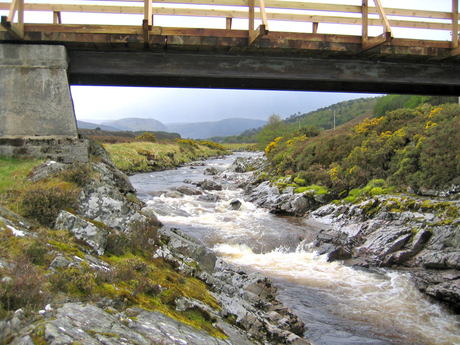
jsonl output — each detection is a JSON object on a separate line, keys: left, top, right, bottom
{"left": 77, "top": 180, "right": 145, "bottom": 232}
{"left": 27, "top": 160, "right": 67, "bottom": 183}
{"left": 159, "top": 227, "right": 217, "bottom": 274}
{"left": 229, "top": 199, "right": 242, "bottom": 210}
{"left": 198, "top": 179, "right": 222, "bottom": 191}
{"left": 176, "top": 185, "right": 202, "bottom": 195}
{"left": 55, "top": 210, "right": 109, "bottom": 255}
{"left": 91, "top": 162, "right": 136, "bottom": 195}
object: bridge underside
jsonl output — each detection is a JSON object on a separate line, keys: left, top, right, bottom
{"left": 68, "top": 50, "right": 460, "bottom": 95}
{"left": 2, "top": 25, "right": 460, "bottom": 95}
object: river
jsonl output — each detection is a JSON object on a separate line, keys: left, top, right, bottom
{"left": 130, "top": 153, "right": 460, "bottom": 345}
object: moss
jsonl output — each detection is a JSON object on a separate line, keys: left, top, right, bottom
{"left": 87, "top": 330, "right": 120, "bottom": 339}
{"left": 31, "top": 324, "right": 47, "bottom": 345}
{"left": 361, "top": 199, "right": 381, "bottom": 216}
{"left": 48, "top": 240, "right": 85, "bottom": 259}
{"left": 370, "top": 187, "right": 384, "bottom": 196}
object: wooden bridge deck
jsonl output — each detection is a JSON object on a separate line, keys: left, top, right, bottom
{"left": 1, "top": 0, "right": 459, "bottom": 61}
{"left": 2, "top": 1, "right": 460, "bottom": 93}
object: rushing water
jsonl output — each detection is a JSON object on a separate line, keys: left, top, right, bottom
{"left": 130, "top": 153, "right": 460, "bottom": 345}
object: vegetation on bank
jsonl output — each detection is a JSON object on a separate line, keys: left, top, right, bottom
{"left": 0, "top": 157, "right": 226, "bottom": 339}
{"left": 104, "top": 139, "right": 231, "bottom": 174}
{"left": 259, "top": 95, "right": 460, "bottom": 197}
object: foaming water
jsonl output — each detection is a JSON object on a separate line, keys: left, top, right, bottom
{"left": 132, "top": 154, "right": 460, "bottom": 345}
{"left": 214, "top": 243, "right": 460, "bottom": 345}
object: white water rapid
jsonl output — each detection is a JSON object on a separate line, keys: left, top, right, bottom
{"left": 130, "top": 153, "right": 460, "bottom": 345}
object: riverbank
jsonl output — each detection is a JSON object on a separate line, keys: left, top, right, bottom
{"left": 103, "top": 139, "right": 232, "bottom": 174}
{"left": 231, "top": 155, "right": 460, "bottom": 314}
{"left": 0, "top": 144, "right": 307, "bottom": 345}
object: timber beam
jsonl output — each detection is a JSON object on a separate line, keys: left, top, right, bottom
{"left": 67, "top": 51, "right": 460, "bottom": 95}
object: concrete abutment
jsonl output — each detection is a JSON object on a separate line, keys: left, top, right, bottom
{"left": 0, "top": 43, "right": 88, "bottom": 163}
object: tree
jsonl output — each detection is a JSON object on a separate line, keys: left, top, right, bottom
{"left": 256, "top": 113, "right": 286, "bottom": 150}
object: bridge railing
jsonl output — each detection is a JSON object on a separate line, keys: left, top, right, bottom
{"left": 1, "top": 0, "right": 459, "bottom": 50}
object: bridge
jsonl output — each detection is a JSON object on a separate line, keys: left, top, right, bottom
{"left": 1, "top": 1, "right": 460, "bottom": 160}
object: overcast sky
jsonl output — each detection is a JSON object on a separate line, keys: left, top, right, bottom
{"left": 71, "top": 87, "right": 380, "bottom": 124}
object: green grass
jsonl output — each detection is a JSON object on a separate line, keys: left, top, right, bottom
{"left": 0, "top": 156, "right": 44, "bottom": 195}
{"left": 104, "top": 141, "right": 231, "bottom": 173}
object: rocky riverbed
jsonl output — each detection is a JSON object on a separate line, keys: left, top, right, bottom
{"left": 234, "top": 155, "right": 460, "bottom": 313}
{"left": 0, "top": 147, "right": 307, "bottom": 345}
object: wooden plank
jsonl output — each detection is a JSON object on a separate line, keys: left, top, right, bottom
{"left": 79, "top": 0, "right": 452, "bottom": 20}
{"left": 24, "top": 24, "right": 143, "bottom": 34}
{"left": 0, "top": 3, "right": 453, "bottom": 32}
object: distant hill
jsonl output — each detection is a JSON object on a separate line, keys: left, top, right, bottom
{"left": 166, "top": 118, "right": 267, "bottom": 139}
{"left": 77, "top": 117, "right": 267, "bottom": 139}
{"left": 77, "top": 120, "right": 120, "bottom": 132}
{"left": 105, "top": 118, "right": 167, "bottom": 132}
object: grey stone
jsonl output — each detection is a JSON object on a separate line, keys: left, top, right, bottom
{"left": 198, "top": 179, "right": 223, "bottom": 191}
{"left": 49, "top": 255, "right": 73, "bottom": 269}
{"left": 55, "top": 210, "right": 109, "bottom": 255}
{"left": 15, "top": 335, "right": 35, "bottom": 345}
{"left": 27, "top": 160, "right": 67, "bottom": 182}
{"left": 77, "top": 180, "right": 145, "bottom": 231}
{"left": 229, "top": 199, "right": 242, "bottom": 210}
{"left": 176, "top": 185, "right": 202, "bottom": 195}
{"left": 91, "top": 162, "right": 136, "bottom": 195}
{"left": 159, "top": 227, "right": 217, "bottom": 273}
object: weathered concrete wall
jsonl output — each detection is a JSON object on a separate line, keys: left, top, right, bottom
{"left": 0, "top": 138, "right": 89, "bottom": 163}
{"left": 0, "top": 44, "right": 78, "bottom": 139}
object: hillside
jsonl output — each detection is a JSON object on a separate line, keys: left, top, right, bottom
{"left": 76, "top": 120, "right": 120, "bottom": 131}
{"left": 166, "top": 118, "right": 267, "bottom": 139}
{"left": 284, "top": 96, "right": 378, "bottom": 130}
{"left": 261, "top": 96, "right": 460, "bottom": 194}
{"left": 105, "top": 117, "right": 168, "bottom": 132}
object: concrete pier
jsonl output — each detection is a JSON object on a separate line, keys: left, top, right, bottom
{"left": 0, "top": 44, "right": 87, "bottom": 162}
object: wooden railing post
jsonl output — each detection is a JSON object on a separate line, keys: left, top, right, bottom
{"left": 226, "top": 17, "right": 232, "bottom": 30}
{"left": 1, "top": 0, "right": 24, "bottom": 39}
{"left": 453, "top": 0, "right": 459, "bottom": 49}
{"left": 362, "top": 0, "right": 393, "bottom": 52}
{"left": 53, "top": 11, "right": 62, "bottom": 24}
{"left": 248, "top": 0, "right": 268, "bottom": 46}
{"left": 143, "top": 0, "right": 153, "bottom": 48}
{"left": 362, "top": 0, "right": 368, "bottom": 45}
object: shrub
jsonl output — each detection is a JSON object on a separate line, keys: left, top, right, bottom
{"left": 49, "top": 266, "right": 96, "bottom": 296}
{"left": 136, "top": 132, "right": 158, "bottom": 143}
{"left": 60, "top": 162, "right": 92, "bottom": 187}
{"left": 128, "top": 218, "right": 162, "bottom": 255}
{"left": 21, "top": 186, "right": 78, "bottom": 227}
{"left": 0, "top": 257, "right": 48, "bottom": 313}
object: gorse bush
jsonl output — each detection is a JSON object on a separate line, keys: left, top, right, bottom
{"left": 136, "top": 132, "right": 158, "bottom": 143}
{"left": 264, "top": 102, "right": 460, "bottom": 194}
